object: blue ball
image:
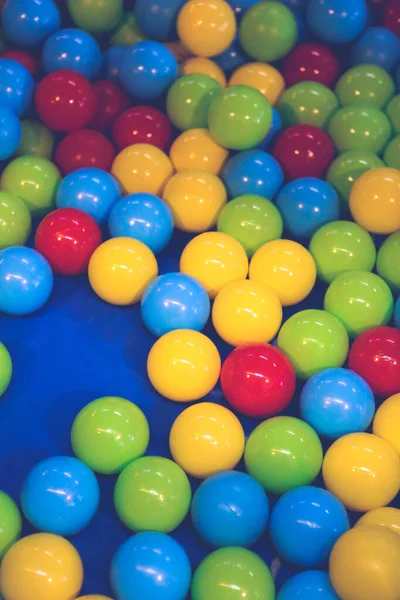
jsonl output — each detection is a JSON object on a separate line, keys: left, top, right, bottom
{"left": 21, "top": 456, "right": 99, "bottom": 536}
{"left": 56, "top": 168, "right": 121, "bottom": 224}
{"left": 141, "top": 273, "right": 210, "bottom": 337}
{"left": 1, "top": 0, "right": 60, "bottom": 48}
{"left": 214, "top": 35, "right": 249, "bottom": 74}
{"left": 276, "top": 178, "right": 340, "bottom": 239}
{"left": 300, "top": 367, "right": 375, "bottom": 439}
{"left": 350, "top": 27, "right": 400, "bottom": 71}
{"left": 0, "top": 59, "right": 34, "bottom": 117}
{"left": 119, "top": 41, "right": 178, "bottom": 100}
{"left": 227, "top": 0, "right": 260, "bottom": 20}
{"left": 278, "top": 570, "right": 340, "bottom": 600}
{"left": 258, "top": 107, "right": 283, "bottom": 149}
{"left": 42, "top": 28, "right": 103, "bottom": 80}
{"left": 103, "top": 45, "right": 126, "bottom": 83}
{"left": 191, "top": 470, "right": 269, "bottom": 547}
{"left": 270, "top": 486, "right": 349, "bottom": 568}
{"left": 108, "top": 193, "right": 174, "bottom": 254}
{"left": 280, "top": 0, "right": 309, "bottom": 16}
{"left": 135, "top": 0, "right": 186, "bottom": 40}
{"left": 111, "top": 532, "right": 191, "bottom": 600}
{"left": 0, "top": 247, "right": 53, "bottom": 316}
{"left": 307, "top": 0, "right": 367, "bottom": 44}
{"left": 395, "top": 297, "right": 400, "bottom": 329}
{"left": 0, "top": 105, "right": 21, "bottom": 160}
{"left": 222, "top": 150, "right": 283, "bottom": 200}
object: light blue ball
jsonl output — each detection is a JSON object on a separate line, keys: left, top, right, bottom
{"left": 21, "top": 456, "right": 99, "bottom": 536}
{"left": 0, "top": 105, "right": 21, "bottom": 160}
{"left": 191, "top": 471, "right": 269, "bottom": 548}
{"left": 0, "top": 59, "right": 34, "bottom": 117}
{"left": 108, "top": 193, "right": 174, "bottom": 254}
{"left": 350, "top": 27, "right": 400, "bottom": 71}
{"left": 119, "top": 41, "right": 178, "bottom": 100}
{"left": 135, "top": 0, "right": 186, "bottom": 40}
{"left": 222, "top": 150, "right": 283, "bottom": 199}
{"left": 270, "top": 486, "right": 349, "bottom": 568}
{"left": 42, "top": 28, "right": 103, "bottom": 80}
{"left": 276, "top": 177, "right": 340, "bottom": 239}
{"left": 111, "top": 532, "right": 191, "bottom": 600}
{"left": 278, "top": 570, "right": 340, "bottom": 600}
{"left": 103, "top": 45, "right": 127, "bottom": 82}
{"left": 300, "top": 367, "right": 375, "bottom": 439}
{"left": 56, "top": 168, "right": 121, "bottom": 224}
{"left": 0, "top": 247, "right": 53, "bottom": 316}
{"left": 1, "top": 0, "right": 60, "bottom": 48}
{"left": 395, "top": 297, "right": 400, "bottom": 329}
{"left": 214, "top": 35, "right": 249, "bottom": 74}
{"left": 307, "top": 0, "right": 367, "bottom": 44}
{"left": 141, "top": 273, "right": 210, "bottom": 337}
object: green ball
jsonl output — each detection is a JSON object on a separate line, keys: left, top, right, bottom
{"left": 191, "top": 547, "right": 275, "bottom": 600}
{"left": 15, "top": 120, "right": 55, "bottom": 160}
{"left": 0, "top": 491, "right": 21, "bottom": 559}
{"left": 217, "top": 194, "right": 282, "bottom": 257}
{"left": 68, "top": 0, "right": 123, "bottom": 33}
{"left": 110, "top": 13, "right": 147, "bottom": 46}
{"left": 335, "top": 65, "right": 395, "bottom": 109}
{"left": 71, "top": 396, "right": 149, "bottom": 475}
{"left": 279, "top": 82, "right": 339, "bottom": 129}
{"left": 0, "top": 342, "right": 12, "bottom": 398}
{"left": 377, "top": 232, "right": 400, "bottom": 293}
{"left": 0, "top": 156, "right": 61, "bottom": 217}
{"left": 277, "top": 309, "right": 349, "bottom": 379}
{"left": 327, "top": 105, "right": 392, "bottom": 155}
{"left": 324, "top": 271, "right": 393, "bottom": 338}
{"left": 114, "top": 456, "right": 191, "bottom": 533}
{"left": 239, "top": 1, "right": 297, "bottom": 62}
{"left": 309, "top": 220, "right": 376, "bottom": 284}
{"left": 326, "top": 150, "right": 384, "bottom": 204}
{"left": 208, "top": 85, "right": 272, "bottom": 150}
{"left": 383, "top": 134, "right": 400, "bottom": 170}
{"left": 386, "top": 94, "right": 400, "bottom": 135}
{"left": 0, "top": 191, "right": 31, "bottom": 250}
{"left": 244, "top": 416, "right": 323, "bottom": 495}
{"left": 166, "top": 74, "right": 221, "bottom": 131}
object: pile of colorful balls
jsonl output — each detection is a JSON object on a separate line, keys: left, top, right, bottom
{"left": 1, "top": 0, "right": 400, "bottom": 598}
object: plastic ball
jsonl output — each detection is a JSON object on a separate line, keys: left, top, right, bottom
{"left": 102, "top": 45, "right": 126, "bottom": 82}
{"left": 327, "top": 105, "right": 391, "bottom": 154}
{"left": 108, "top": 193, "right": 173, "bottom": 254}
{"left": 88, "top": 237, "right": 157, "bottom": 305}
{"left": 220, "top": 343, "right": 296, "bottom": 418}
{"left": 1, "top": 0, "right": 60, "bottom": 48}
{"left": 68, "top": 0, "right": 123, "bottom": 33}
{"left": 147, "top": 330, "right": 220, "bottom": 402}
{"left": 134, "top": 0, "right": 185, "bottom": 41}
{"left": 0, "top": 491, "right": 21, "bottom": 559}
{"left": 191, "top": 470, "right": 269, "bottom": 548}
{"left": 77, "top": 597, "right": 113, "bottom": 600}
{"left": 377, "top": 232, "right": 400, "bottom": 293}
{"left": 0, "top": 105, "right": 21, "bottom": 160}
{"left": 55, "top": 129, "right": 116, "bottom": 176}
{"left": 351, "top": 26, "right": 400, "bottom": 71}
{"left": 273, "top": 124, "right": 335, "bottom": 179}
{"left": 169, "top": 402, "right": 245, "bottom": 478}
{"left": 213, "top": 35, "right": 248, "bottom": 75}
{"left": 356, "top": 507, "right": 400, "bottom": 536}
{"left": 335, "top": 64, "right": 395, "bottom": 108}
{"left": 90, "top": 80, "right": 129, "bottom": 133}
{"left": 383, "top": 0, "right": 400, "bottom": 38}
{"left": 239, "top": 1, "right": 297, "bottom": 62}
{"left": 192, "top": 547, "right": 274, "bottom": 600}
{"left": 0, "top": 341, "right": 12, "bottom": 397}
{"left": 0, "top": 59, "right": 34, "bottom": 116}
{"left": 307, "top": 0, "right": 367, "bottom": 44}
{"left": 0, "top": 191, "right": 31, "bottom": 250}
{"left": 169, "top": 128, "right": 228, "bottom": 175}
{"left": 229, "top": 62, "right": 285, "bottom": 105}
{"left": 0, "top": 533, "right": 83, "bottom": 600}
{"left": 383, "top": 134, "right": 400, "bottom": 170}
{"left": 261, "top": 106, "right": 283, "bottom": 148}
{"left": 326, "top": 150, "right": 384, "bottom": 204}
{"left": 300, "top": 367, "right": 375, "bottom": 439}
{"left": 110, "top": 14, "right": 146, "bottom": 46}
{"left": 386, "top": 94, "right": 400, "bottom": 134}
{"left": 177, "top": 0, "right": 236, "bottom": 58}
{"left": 373, "top": 393, "right": 400, "bottom": 457}
{"left": 396, "top": 297, "right": 400, "bottom": 329}
{"left": 208, "top": 85, "right": 272, "bottom": 150}
{"left": 279, "top": 81, "right": 339, "bottom": 129}
{"left": 221, "top": 149, "right": 283, "bottom": 199}
{"left": 244, "top": 416, "right": 323, "bottom": 494}
{"left": 277, "top": 570, "right": 340, "bottom": 600}
{"left": 111, "top": 144, "right": 173, "bottom": 196}
{"left": 283, "top": 42, "right": 339, "bottom": 87}
{"left": 112, "top": 106, "right": 172, "bottom": 151}
{"left": 42, "top": 28, "right": 102, "bottom": 80}
{"left": 181, "top": 57, "right": 227, "bottom": 87}
{"left": 277, "top": 309, "right": 349, "bottom": 379}
{"left": 166, "top": 74, "right": 222, "bottom": 131}
{"left": 0, "top": 49, "right": 38, "bottom": 76}
{"left": 15, "top": 119, "right": 54, "bottom": 159}
{"left": 35, "top": 70, "right": 96, "bottom": 132}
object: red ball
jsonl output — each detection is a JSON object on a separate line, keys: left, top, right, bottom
{"left": 383, "top": 0, "right": 400, "bottom": 38}
{"left": 35, "top": 70, "right": 97, "bottom": 132}
{"left": 90, "top": 80, "right": 129, "bottom": 132}
{"left": 273, "top": 124, "right": 335, "bottom": 180}
{"left": 348, "top": 326, "right": 400, "bottom": 397}
{"left": 55, "top": 129, "right": 116, "bottom": 175}
{"left": 35, "top": 208, "right": 102, "bottom": 276}
{"left": 112, "top": 106, "right": 173, "bottom": 151}
{"left": 220, "top": 343, "right": 296, "bottom": 418}
{"left": 0, "top": 50, "right": 38, "bottom": 76}
{"left": 283, "top": 43, "right": 340, "bottom": 88}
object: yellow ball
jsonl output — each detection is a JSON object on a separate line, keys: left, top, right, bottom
{"left": 169, "top": 402, "right": 245, "bottom": 478}
{"left": 373, "top": 393, "right": 400, "bottom": 455}
{"left": 322, "top": 432, "right": 400, "bottom": 512}
{"left": 177, "top": 0, "right": 236, "bottom": 58}
{"left": 169, "top": 128, "right": 229, "bottom": 174}
{"left": 180, "top": 57, "right": 227, "bottom": 87}
{"left": 329, "top": 525, "right": 400, "bottom": 600}
{"left": 147, "top": 329, "right": 221, "bottom": 402}
{"left": 88, "top": 237, "right": 158, "bottom": 305}
{"left": 349, "top": 167, "right": 400, "bottom": 234}
{"left": 111, "top": 143, "right": 174, "bottom": 196}
{"left": 356, "top": 507, "right": 400, "bottom": 536}
{"left": 180, "top": 231, "right": 249, "bottom": 298}
{"left": 212, "top": 279, "right": 282, "bottom": 346}
{"left": 162, "top": 169, "right": 227, "bottom": 232}
{"left": 249, "top": 239, "right": 316, "bottom": 306}
{"left": 0, "top": 533, "right": 83, "bottom": 600}
{"left": 229, "top": 62, "right": 285, "bottom": 105}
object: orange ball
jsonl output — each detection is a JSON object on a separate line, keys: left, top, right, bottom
{"left": 229, "top": 62, "right": 285, "bottom": 105}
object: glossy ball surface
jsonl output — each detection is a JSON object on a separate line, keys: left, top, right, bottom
{"left": 170, "top": 128, "right": 228, "bottom": 174}
{"left": 68, "top": 0, "right": 123, "bottom": 33}
{"left": 0, "top": 491, "right": 21, "bottom": 560}
{"left": 350, "top": 26, "right": 400, "bottom": 72}
{"left": 112, "top": 106, "right": 172, "bottom": 151}
{"left": 0, "top": 191, "right": 31, "bottom": 250}
{"left": 42, "top": 28, "right": 102, "bottom": 80}
{"left": 383, "top": 0, "right": 400, "bottom": 38}
{"left": 283, "top": 42, "right": 339, "bottom": 87}
{"left": 0, "top": 105, "right": 21, "bottom": 160}
{"left": 135, "top": 0, "right": 186, "bottom": 41}
{"left": 229, "top": 62, "right": 285, "bottom": 105}
{"left": 0, "top": 59, "right": 34, "bottom": 117}
{"left": 326, "top": 150, "right": 384, "bottom": 204}
{"left": 55, "top": 129, "right": 116, "bottom": 176}
{"left": 15, "top": 119, "right": 54, "bottom": 160}
{"left": 328, "top": 106, "right": 391, "bottom": 155}
{"left": 335, "top": 64, "right": 395, "bottom": 108}
{"left": 0, "top": 342, "right": 12, "bottom": 398}
{"left": 356, "top": 507, "right": 400, "bottom": 536}
{"left": 1, "top": 0, "right": 60, "bottom": 48}
{"left": 221, "top": 150, "right": 283, "bottom": 199}
{"left": 307, "top": 0, "right": 367, "bottom": 44}
{"left": 0, "top": 50, "right": 38, "bottom": 77}
{"left": 373, "top": 394, "right": 400, "bottom": 456}
{"left": 90, "top": 80, "right": 128, "bottom": 133}
{"left": 111, "top": 144, "right": 173, "bottom": 196}
{"left": 167, "top": 74, "right": 222, "bottom": 131}
{"left": 277, "top": 570, "right": 340, "bottom": 600}
{"left": 278, "top": 81, "right": 338, "bottom": 129}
